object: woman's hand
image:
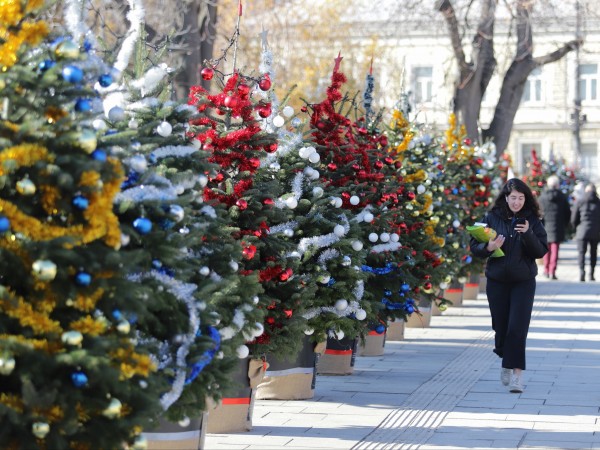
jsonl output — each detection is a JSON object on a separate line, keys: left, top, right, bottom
{"left": 515, "top": 219, "right": 529, "bottom": 234}
{"left": 487, "top": 234, "right": 505, "bottom": 252}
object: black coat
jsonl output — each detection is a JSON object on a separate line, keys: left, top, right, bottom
{"left": 470, "top": 207, "right": 548, "bottom": 283}
{"left": 538, "top": 188, "right": 571, "bottom": 243}
{"left": 571, "top": 191, "right": 600, "bottom": 241}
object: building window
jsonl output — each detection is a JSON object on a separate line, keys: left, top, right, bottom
{"left": 413, "top": 66, "right": 433, "bottom": 104}
{"left": 579, "top": 64, "right": 598, "bottom": 101}
{"left": 522, "top": 67, "right": 543, "bottom": 103}
{"left": 580, "top": 143, "right": 598, "bottom": 180}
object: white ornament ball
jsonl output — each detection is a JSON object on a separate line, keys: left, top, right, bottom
{"left": 439, "top": 282, "right": 449, "bottom": 290}
{"left": 368, "top": 233, "right": 379, "bottom": 243}
{"left": 458, "top": 276, "right": 467, "bottom": 283}
{"left": 156, "top": 121, "right": 173, "bottom": 137}
{"left": 283, "top": 105, "right": 294, "bottom": 117}
{"left": 350, "top": 195, "right": 360, "bottom": 205}
{"left": 390, "top": 233, "right": 400, "bottom": 242}
{"left": 417, "top": 184, "right": 427, "bottom": 195}
{"left": 252, "top": 296, "right": 260, "bottom": 305}
{"left": 92, "top": 119, "right": 107, "bottom": 130}
{"left": 304, "top": 328, "right": 314, "bottom": 335}
{"left": 333, "top": 224, "right": 345, "bottom": 237}
{"left": 120, "top": 233, "right": 131, "bottom": 247}
{"left": 335, "top": 299, "right": 348, "bottom": 311}
{"left": 129, "top": 155, "right": 147, "bottom": 172}
{"left": 453, "top": 220, "right": 461, "bottom": 228}
{"left": 252, "top": 322, "right": 264, "bottom": 337}
{"left": 331, "top": 197, "right": 343, "bottom": 208}
{"left": 272, "top": 115, "right": 285, "bottom": 127}
{"left": 270, "top": 162, "right": 281, "bottom": 171}
{"left": 199, "top": 266, "right": 210, "bottom": 276}
{"left": 312, "top": 187, "right": 324, "bottom": 198}
{"left": 178, "top": 417, "right": 191, "bottom": 427}
{"left": 284, "top": 228, "right": 294, "bottom": 237}
{"left": 108, "top": 106, "right": 125, "bottom": 122}
{"left": 128, "top": 118, "right": 139, "bottom": 129}
{"left": 318, "top": 274, "right": 331, "bottom": 284}
{"left": 309, "top": 170, "right": 320, "bottom": 180}
{"left": 308, "top": 152, "right": 320, "bottom": 164}
{"left": 363, "top": 213, "right": 374, "bottom": 223}
{"left": 335, "top": 330, "right": 345, "bottom": 340}
{"left": 285, "top": 197, "right": 298, "bottom": 209}
{"left": 229, "top": 261, "right": 239, "bottom": 272}
{"left": 351, "top": 240, "right": 363, "bottom": 251}
{"left": 236, "top": 345, "right": 250, "bottom": 359}
{"left": 355, "top": 309, "right": 367, "bottom": 320}
{"left": 380, "top": 232, "right": 390, "bottom": 242}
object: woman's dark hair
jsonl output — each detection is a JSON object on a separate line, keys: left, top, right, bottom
{"left": 492, "top": 178, "right": 542, "bottom": 218}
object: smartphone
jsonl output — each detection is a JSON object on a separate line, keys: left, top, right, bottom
{"left": 515, "top": 218, "right": 526, "bottom": 225}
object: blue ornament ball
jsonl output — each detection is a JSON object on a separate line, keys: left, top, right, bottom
{"left": 75, "top": 271, "right": 92, "bottom": 286}
{"left": 91, "top": 149, "right": 107, "bottom": 161}
{"left": 98, "top": 73, "right": 113, "bottom": 87}
{"left": 0, "top": 216, "right": 10, "bottom": 232}
{"left": 405, "top": 305, "right": 415, "bottom": 314}
{"left": 112, "top": 309, "right": 123, "bottom": 320}
{"left": 75, "top": 98, "right": 92, "bottom": 113}
{"left": 375, "top": 324, "right": 386, "bottom": 334}
{"left": 39, "top": 60, "right": 56, "bottom": 71}
{"left": 71, "top": 371, "right": 88, "bottom": 387}
{"left": 72, "top": 195, "right": 89, "bottom": 210}
{"left": 62, "top": 65, "right": 84, "bottom": 83}
{"left": 400, "top": 283, "right": 410, "bottom": 292}
{"left": 133, "top": 217, "right": 152, "bottom": 234}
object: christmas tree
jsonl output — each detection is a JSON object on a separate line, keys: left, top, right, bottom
{"left": 0, "top": 3, "right": 162, "bottom": 448}
{"left": 85, "top": 6, "right": 265, "bottom": 421}
{"left": 522, "top": 147, "right": 545, "bottom": 196}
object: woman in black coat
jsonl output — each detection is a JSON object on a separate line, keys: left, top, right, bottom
{"left": 470, "top": 178, "right": 548, "bottom": 394}
{"left": 538, "top": 175, "right": 571, "bottom": 280}
{"left": 571, "top": 183, "right": 600, "bottom": 281}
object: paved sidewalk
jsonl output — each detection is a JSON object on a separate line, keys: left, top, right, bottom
{"left": 205, "top": 241, "right": 600, "bottom": 450}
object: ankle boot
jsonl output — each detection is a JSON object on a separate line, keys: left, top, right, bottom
{"left": 581, "top": 271, "right": 586, "bottom": 282}
{"left": 591, "top": 269, "right": 596, "bottom": 281}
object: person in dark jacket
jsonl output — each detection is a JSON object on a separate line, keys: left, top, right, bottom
{"left": 470, "top": 178, "right": 548, "bottom": 394}
{"left": 571, "top": 183, "right": 600, "bottom": 282}
{"left": 538, "top": 175, "right": 571, "bottom": 280}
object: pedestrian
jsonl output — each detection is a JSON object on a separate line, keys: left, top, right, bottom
{"left": 570, "top": 182, "right": 600, "bottom": 282}
{"left": 538, "top": 175, "right": 571, "bottom": 280}
{"left": 469, "top": 178, "right": 548, "bottom": 394}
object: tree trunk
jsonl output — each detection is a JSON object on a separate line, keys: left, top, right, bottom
{"left": 173, "top": 0, "right": 218, "bottom": 100}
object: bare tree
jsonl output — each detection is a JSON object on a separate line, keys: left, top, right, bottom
{"left": 436, "top": 0, "right": 582, "bottom": 158}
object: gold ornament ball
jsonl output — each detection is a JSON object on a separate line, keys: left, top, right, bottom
{"left": 102, "top": 398, "right": 122, "bottom": 419}
{"left": 32, "top": 422, "right": 50, "bottom": 439}
{"left": 422, "top": 286, "right": 434, "bottom": 294}
{"left": 55, "top": 40, "right": 80, "bottom": 59}
{"left": 16, "top": 178, "right": 36, "bottom": 195}
{"left": 444, "top": 275, "right": 452, "bottom": 284}
{"left": 116, "top": 320, "right": 131, "bottom": 334}
{"left": 0, "top": 356, "right": 16, "bottom": 375}
{"left": 32, "top": 260, "right": 58, "bottom": 281}
{"left": 62, "top": 129, "right": 97, "bottom": 154}
{"left": 0, "top": 78, "right": 5, "bottom": 90}
{"left": 429, "top": 216, "right": 440, "bottom": 224}
{"left": 458, "top": 276, "right": 468, "bottom": 284}
{"left": 452, "top": 242, "right": 460, "bottom": 249}
{"left": 438, "top": 304, "right": 448, "bottom": 312}
{"left": 61, "top": 331, "right": 83, "bottom": 346}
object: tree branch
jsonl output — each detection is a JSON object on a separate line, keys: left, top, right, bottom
{"left": 436, "top": 0, "right": 468, "bottom": 70}
{"left": 534, "top": 39, "right": 583, "bottom": 66}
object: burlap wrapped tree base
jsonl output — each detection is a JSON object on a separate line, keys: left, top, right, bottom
{"left": 386, "top": 319, "right": 405, "bottom": 341}
{"left": 144, "top": 413, "right": 207, "bottom": 450}
{"left": 256, "top": 336, "right": 318, "bottom": 400}
{"left": 316, "top": 336, "right": 357, "bottom": 375}
{"left": 406, "top": 306, "right": 432, "bottom": 328}
{"left": 358, "top": 330, "right": 386, "bottom": 356}
{"left": 206, "top": 358, "right": 267, "bottom": 434}
{"left": 463, "top": 273, "right": 480, "bottom": 300}
{"left": 443, "top": 280, "right": 464, "bottom": 307}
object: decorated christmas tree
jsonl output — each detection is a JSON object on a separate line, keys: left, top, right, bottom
{"left": 0, "top": 3, "right": 163, "bottom": 448}
{"left": 89, "top": 8, "right": 265, "bottom": 422}
{"left": 522, "top": 147, "right": 545, "bottom": 196}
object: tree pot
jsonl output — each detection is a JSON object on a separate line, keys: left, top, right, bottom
{"left": 358, "top": 329, "right": 386, "bottom": 357}
{"left": 206, "top": 357, "right": 267, "bottom": 433}
{"left": 256, "top": 335, "right": 318, "bottom": 400}
{"left": 405, "top": 306, "right": 432, "bottom": 328}
{"left": 463, "top": 273, "right": 480, "bottom": 300}
{"left": 316, "top": 336, "right": 357, "bottom": 375}
{"left": 443, "top": 280, "right": 464, "bottom": 307}
{"left": 386, "top": 319, "right": 405, "bottom": 341}
{"left": 144, "top": 412, "right": 207, "bottom": 450}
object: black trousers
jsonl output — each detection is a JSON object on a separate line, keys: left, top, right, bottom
{"left": 486, "top": 277, "right": 536, "bottom": 370}
{"left": 577, "top": 239, "right": 598, "bottom": 273}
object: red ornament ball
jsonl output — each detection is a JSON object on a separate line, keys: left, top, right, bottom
{"left": 200, "top": 67, "right": 214, "bottom": 80}
{"left": 224, "top": 95, "right": 238, "bottom": 109}
{"left": 236, "top": 199, "right": 248, "bottom": 210}
{"left": 238, "top": 83, "right": 250, "bottom": 95}
{"left": 374, "top": 161, "right": 384, "bottom": 169}
{"left": 258, "top": 104, "right": 272, "bottom": 118}
{"left": 259, "top": 77, "right": 272, "bottom": 91}
{"left": 327, "top": 163, "right": 338, "bottom": 171}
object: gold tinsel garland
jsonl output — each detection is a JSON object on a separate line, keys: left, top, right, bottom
{"left": 110, "top": 347, "right": 156, "bottom": 379}
{"left": 0, "top": 291, "right": 61, "bottom": 334}
{"left": 69, "top": 315, "right": 107, "bottom": 336}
